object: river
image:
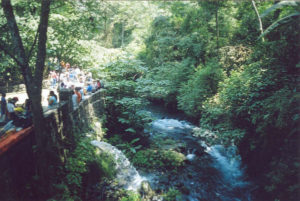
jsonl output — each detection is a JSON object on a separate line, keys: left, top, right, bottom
{"left": 92, "top": 103, "right": 256, "bottom": 200}
{"left": 142, "top": 104, "right": 255, "bottom": 201}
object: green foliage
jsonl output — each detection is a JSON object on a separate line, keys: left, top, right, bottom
{"left": 106, "top": 95, "right": 152, "bottom": 138}
{"left": 0, "top": 0, "right": 40, "bottom": 84}
{"left": 132, "top": 149, "right": 185, "bottom": 171}
{"left": 263, "top": 155, "right": 300, "bottom": 201}
{"left": 233, "top": 1, "right": 266, "bottom": 45}
{"left": 260, "top": 12, "right": 300, "bottom": 39}
{"left": 218, "top": 45, "right": 252, "bottom": 75}
{"left": 216, "top": 60, "right": 297, "bottom": 132}
{"left": 260, "top": 1, "right": 299, "bottom": 18}
{"left": 137, "top": 59, "right": 195, "bottom": 107}
{"left": 136, "top": 59, "right": 194, "bottom": 103}
{"left": 104, "top": 58, "right": 147, "bottom": 81}
{"left": 177, "top": 60, "right": 224, "bottom": 117}
{"left": 1, "top": 1, "right": 299, "bottom": 200}
{"left": 103, "top": 58, "right": 153, "bottom": 142}
{"left": 151, "top": 135, "right": 178, "bottom": 148}
{"left": 62, "top": 138, "right": 116, "bottom": 200}
{"left": 163, "top": 188, "right": 182, "bottom": 201}
{"left": 97, "top": 152, "right": 117, "bottom": 179}
{"left": 198, "top": 51, "right": 299, "bottom": 199}
{"left": 119, "top": 191, "right": 141, "bottom": 201}
{"left": 259, "top": 1, "right": 300, "bottom": 38}
{"left": 108, "top": 135, "right": 142, "bottom": 159}
{"left": 0, "top": 53, "right": 23, "bottom": 85}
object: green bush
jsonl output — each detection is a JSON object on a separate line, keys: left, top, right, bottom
{"left": 107, "top": 136, "right": 142, "bottom": 159}
{"left": 136, "top": 60, "right": 194, "bottom": 105}
{"left": 132, "top": 149, "right": 185, "bottom": 171}
{"left": 163, "top": 188, "right": 182, "bottom": 201}
{"left": 204, "top": 59, "right": 300, "bottom": 199}
{"left": 177, "top": 60, "right": 224, "bottom": 117}
{"left": 103, "top": 57, "right": 153, "bottom": 141}
{"left": 119, "top": 191, "right": 141, "bottom": 201}
{"left": 62, "top": 138, "right": 116, "bottom": 200}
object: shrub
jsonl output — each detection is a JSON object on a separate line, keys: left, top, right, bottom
{"left": 163, "top": 188, "right": 182, "bottom": 201}
{"left": 119, "top": 191, "right": 141, "bottom": 201}
{"left": 62, "top": 138, "right": 116, "bottom": 200}
{"left": 132, "top": 149, "right": 185, "bottom": 171}
{"left": 136, "top": 59, "right": 194, "bottom": 107}
{"left": 177, "top": 60, "right": 224, "bottom": 117}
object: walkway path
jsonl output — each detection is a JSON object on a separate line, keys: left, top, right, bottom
{"left": 5, "top": 88, "right": 58, "bottom": 110}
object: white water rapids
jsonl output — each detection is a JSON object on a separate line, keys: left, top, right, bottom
{"left": 90, "top": 117, "right": 253, "bottom": 200}
{"left": 151, "top": 118, "right": 253, "bottom": 201}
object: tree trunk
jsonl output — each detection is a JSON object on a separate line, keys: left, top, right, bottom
{"left": 121, "top": 21, "right": 124, "bottom": 47}
{"left": 1, "top": 0, "right": 52, "bottom": 197}
{"left": 251, "top": 0, "right": 265, "bottom": 42}
{"left": 215, "top": 0, "right": 219, "bottom": 50}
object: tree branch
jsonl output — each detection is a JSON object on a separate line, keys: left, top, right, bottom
{"left": 1, "top": 0, "right": 33, "bottom": 82}
{"left": 1, "top": 0, "right": 27, "bottom": 64}
{"left": 252, "top": 0, "right": 265, "bottom": 42}
{"left": 27, "top": 25, "right": 40, "bottom": 61}
{"left": 0, "top": 40, "right": 24, "bottom": 66}
{"left": 34, "top": 0, "right": 51, "bottom": 86}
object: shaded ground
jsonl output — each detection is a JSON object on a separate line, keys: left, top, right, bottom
{"left": 6, "top": 88, "right": 57, "bottom": 110}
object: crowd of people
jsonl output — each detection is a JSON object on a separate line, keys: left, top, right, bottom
{"left": 0, "top": 93, "right": 32, "bottom": 123}
{"left": 48, "top": 63, "right": 103, "bottom": 109}
{"left": 49, "top": 63, "right": 102, "bottom": 91}
{"left": 0, "top": 63, "right": 103, "bottom": 136}
{"left": 0, "top": 92, "right": 33, "bottom": 136}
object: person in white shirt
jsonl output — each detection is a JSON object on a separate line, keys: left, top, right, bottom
{"left": 6, "top": 97, "right": 18, "bottom": 120}
{"left": 75, "top": 67, "right": 81, "bottom": 75}
{"left": 6, "top": 100, "right": 15, "bottom": 113}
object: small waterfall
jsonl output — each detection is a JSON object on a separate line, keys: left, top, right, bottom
{"left": 91, "top": 140, "right": 144, "bottom": 191}
{"left": 205, "top": 144, "right": 247, "bottom": 186}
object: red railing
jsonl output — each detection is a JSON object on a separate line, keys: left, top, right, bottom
{"left": 0, "top": 126, "right": 34, "bottom": 156}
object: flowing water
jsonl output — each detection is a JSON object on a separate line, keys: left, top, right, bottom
{"left": 144, "top": 105, "right": 255, "bottom": 201}
{"left": 91, "top": 104, "right": 255, "bottom": 200}
{"left": 91, "top": 141, "right": 145, "bottom": 191}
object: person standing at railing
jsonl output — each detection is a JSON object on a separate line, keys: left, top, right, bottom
{"left": 86, "top": 83, "right": 93, "bottom": 93}
{"left": 47, "top": 91, "right": 58, "bottom": 108}
{"left": 72, "top": 90, "right": 78, "bottom": 109}
{"left": 75, "top": 87, "right": 82, "bottom": 103}
{"left": 6, "top": 97, "right": 18, "bottom": 121}
{"left": 0, "top": 92, "right": 7, "bottom": 121}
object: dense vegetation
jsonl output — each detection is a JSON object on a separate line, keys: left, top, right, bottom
{"left": 1, "top": 1, "right": 299, "bottom": 201}
{"left": 101, "top": 1, "right": 300, "bottom": 200}
{"left": 141, "top": 2, "right": 299, "bottom": 200}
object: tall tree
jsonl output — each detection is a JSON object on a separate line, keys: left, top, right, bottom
{"left": 0, "top": 0, "right": 52, "bottom": 195}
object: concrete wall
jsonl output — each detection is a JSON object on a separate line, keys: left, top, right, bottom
{"left": 0, "top": 89, "right": 105, "bottom": 200}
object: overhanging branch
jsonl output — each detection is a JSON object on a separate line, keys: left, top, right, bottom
{"left": 1, "top": 0, "right": 32, "bottom": 75}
